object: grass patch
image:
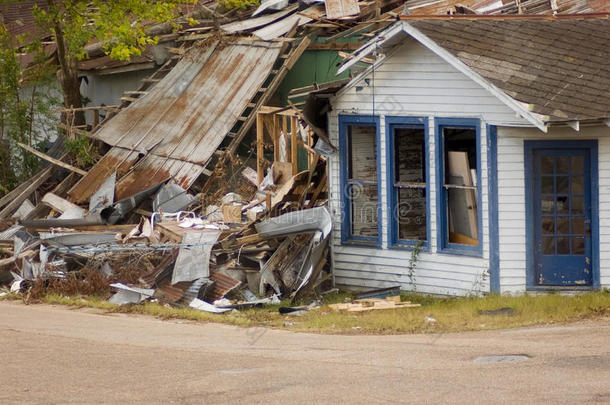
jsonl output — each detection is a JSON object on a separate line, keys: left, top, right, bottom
{"left": 3, "top": 290, "right": 610, "bottom": 335}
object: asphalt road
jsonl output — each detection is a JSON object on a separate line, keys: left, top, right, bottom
{"left": 1, "top": 301, "right": 609, "bottom": 404}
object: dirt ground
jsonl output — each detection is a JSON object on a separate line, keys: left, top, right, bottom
{"left": 1, "top": 301, "right": 610, "bottom": 404}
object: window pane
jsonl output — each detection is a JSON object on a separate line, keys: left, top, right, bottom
{"left": 397, "top": 188, "right": 426, "bottom": 241}
{"left": 541, "top": 177, "right": 554, "bottom": 194}
{"left": 572, "top": 196, "right": 584, "bottom": 214}
{"left": 572, "top": 237, "right": 585, "bottom": 255}
{"left": 542, "top": 217, "right": 554, "bottom": 234}
{"left": 346, "top": 124, "right": 378, "bottom": 240}
{"left": 395, "top": 128, "right": 425, "bottom": 184}
{"left": 444, "top": 127, "right": 478, "bottom": 246}
{"left": 350, "top": 185, "right": 378, "bottom": 237}
{"left": 556, "top": 217, "right": 569, "bottom": 235}
{"left": 572, "top": 217, "right": 585, "bottom": 235}
{"left": 572, "top": 156, "right": 584, "bottom": 174}
{"left": 542, "top": 237, "right": 555, "bottom": 255}
{"left": 556, "top": 157, "right": 569, "bottom": 174}
{"left": 348, "top": 125, "right": 376, "bottom": 181}
{"left": 541, "top": 197, "right": 554, "bottom": 214}
{"left": 556, "top": 196, "right": 569, "bottom": 214}
{"left": 557, "top": 237, "right": 570, "bottom": 255}
{"left": 394, "top": 126, "right": 427, "bottom": 243}
{"left": 572, "top": 176, "right": 584, "bottom": 194}
{"left": 556, "top": 176, "right": 569, "bottom": 194}
{"left": 541, "top": 157, "right": 554, "bottom": 174}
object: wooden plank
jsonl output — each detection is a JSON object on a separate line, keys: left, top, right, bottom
{"left": 41, "top": 192, "right": 85, "bottom": 215}
{"left": 306, "top": 171, "right": 327, "bottom": 209}
{"left": 257, "top": 113, "right": 264, "bottom": 186}
{"left": 0, "top": 165, "right": 53, "bottom": 219}
{"left": 291, "top": 116, "right": 298, "bottom": 175}
{"left": 17, "top": 143, "right": 87, "bottom": 176}
{"left": 307, "top": 42, "right": 364, "bottom": 51}
{"left": 447, "top": 151, "right": 478, "bottom": 241}
{"left": 0, "top": 170, "right": 43, "bottom": 210}
{"left": 323, "top": 0, "right": 360, "bottom": 19}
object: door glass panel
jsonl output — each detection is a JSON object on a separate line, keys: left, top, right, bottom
{"left": 572, "top": 217, "right": 585, "bottom": 235}
{"left": 572, "top": 237, "right": 585, "bottom": 255}
{"left": 572, "top": 176, "right": 584, "bottom": 194}
{"left": 556, "top": 157, "right": 569, "bottom": 174}
{"left": 542, "top": 217, "right": 554, "bottom": 234}
{"left": 556, "top": 196, "right": 569, "bottom": 213}
{"left": 556, "top": 176, "right": 569, "bottom": 194}
{"left": 541, "top": 177, "right": 554, "bottom": 193}
{"left": 557, "top": 237, "right": 570, "bottom": 255}
{"left": 572, "top": 196, "right": 584, "bottom": 214}
{"left": 541, "top": 157, "right": 554, "bottom": 174}
{"left": 556, "top": 217, "right": 569, "bottom": 234}
{"left": 541, "top": 197, "right": 554, "bottom": 213}
{"left": 542, "top": 237, "right": 555, "bottom": 255}
{"left": 571, "top": 156, "right": 584, "bottom": 174}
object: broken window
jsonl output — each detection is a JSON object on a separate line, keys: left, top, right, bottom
{"left": 345, "top": 124, "right": 378, "bottom": 240}
{"left": 441, "top": 126, "right": 479, "bottom": 248}
{"left": 391, "top": 126, "right": 427, "bottom": 243}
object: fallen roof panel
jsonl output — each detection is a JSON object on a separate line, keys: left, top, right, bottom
{"left": 70, "top": 39, "right": 283, "bottom": 201}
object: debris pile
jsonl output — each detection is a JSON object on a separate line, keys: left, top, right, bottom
{"left": 0, "top": 132, "right": 331, "bottom": 312}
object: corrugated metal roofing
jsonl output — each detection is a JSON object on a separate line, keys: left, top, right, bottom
{"left": 69, "top": 39, "right": 282, "bottom": 202}
{"left": 209, "top": 271, "right": 241, "bottom": 301}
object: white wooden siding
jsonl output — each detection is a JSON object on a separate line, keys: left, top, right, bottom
{"left": 327, "top": 39, "right": 522, "bottom": 296}
{"left": 497, "top": 125, "right": 610, "bottom": 293}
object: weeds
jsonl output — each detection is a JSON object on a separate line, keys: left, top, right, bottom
{"left": 3, "top": 290, "right": 610, "bottom": 335}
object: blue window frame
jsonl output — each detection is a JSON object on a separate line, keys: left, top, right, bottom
{"left": 435, "top": 118, "right": 483, "bottom": 256}
{"left": 339, "top": 115, "right": 382, "bottom": 245}
{"left": 385, "top": 116, "right": 430, "bottom": 249}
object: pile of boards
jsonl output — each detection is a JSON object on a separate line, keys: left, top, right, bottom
{"left": 329, "top": 296, "right": 421, "bottom": 312}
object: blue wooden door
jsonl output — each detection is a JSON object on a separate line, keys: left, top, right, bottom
{"left": 533, "top": 149, "right": 592, "bottom": 286}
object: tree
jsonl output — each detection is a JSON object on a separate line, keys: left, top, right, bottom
{"left": 0, "top": 22, "right": 59, "bottom": 195}
{"left": 28, "top": 0, "right": 197, "bottom": 126}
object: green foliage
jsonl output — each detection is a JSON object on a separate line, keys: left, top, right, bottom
{"left": 221, "top": 0, "right": 260, "bottom": 10}
{"left": 64, "top": 136, "right": 99, "bottom": 169}
{"left": 31, "top": 0, "right": 198, "bottom": 62}
{"left": 0, "top": 23, "right": 59, "bottom": 195}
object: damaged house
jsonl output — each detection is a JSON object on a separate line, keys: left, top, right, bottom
{"left": 325, "top": 14, "right": 610, "bottom": 295}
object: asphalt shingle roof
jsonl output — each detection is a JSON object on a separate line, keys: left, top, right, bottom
{"left": 409, "top": 18, "right": 610, "bottom": 122}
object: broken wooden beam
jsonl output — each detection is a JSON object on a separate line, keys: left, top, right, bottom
{"left": 17, "top": 143, "right": 87, "bottom": 176}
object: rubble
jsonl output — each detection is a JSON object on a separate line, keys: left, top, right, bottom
{"left": 0, "top": 104, "right": 332, "bottom": 310}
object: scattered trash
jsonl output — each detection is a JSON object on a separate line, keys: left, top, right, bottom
{"left": 190, "top": 298, "right": 231, "bottom": 314}
{"left": 424, "top": 316, "right": 437, "bottom": 324}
